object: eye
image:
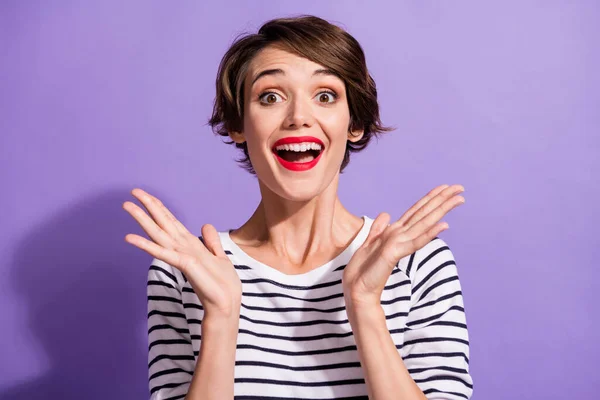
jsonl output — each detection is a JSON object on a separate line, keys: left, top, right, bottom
{"left": 315, "top": 90, "right": 338, "bottom": 104}
{"left": 258, "top": 92, "right": 283, "bottom": 105}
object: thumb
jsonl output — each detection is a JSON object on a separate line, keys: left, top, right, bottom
{"left": 201, "top": 223, "right": 227, "bottom": 258}
{"left": 364, "top": 212, "right": 391, "bottom": 246}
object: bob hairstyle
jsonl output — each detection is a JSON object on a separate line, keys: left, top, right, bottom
{"left": 208, "top": 15, "right": 393, "bottom": 174}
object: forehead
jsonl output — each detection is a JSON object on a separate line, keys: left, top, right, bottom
{"left": 247, "top": 46, "right": 328, "bottom": 78}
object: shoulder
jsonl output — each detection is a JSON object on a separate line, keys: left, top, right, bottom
{"left": 416, "top": 236, "right": 455, "bottom": 266}
{"left": 147, "top": 257, "right": 186, "bottom": 290}
{"left": 404, "top": 237, "right": 458, "bottom": 282}
{"left": 407, "top": 237, "right": 465, "bottom": 305}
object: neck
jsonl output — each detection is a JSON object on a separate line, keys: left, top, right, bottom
{"left": 230, "top": 173, "right": 364, "bottom": 267}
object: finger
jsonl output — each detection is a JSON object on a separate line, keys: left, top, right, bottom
{"left": 404, "top": 195, "right": 464, "bottom": 240}
{"left": 145, "top": 191, "right": 192, "bottom": 237}
{"left": 394, "top": 184, "right": 464, "bottom": 231}
{"left": 122, "top": 201, "right": 175, "bottom": 249}
{"left": 391, "top": 184, "right": 449, "bottom": 229}
{"left": 125, "top": 233, "right": 194, "bottom": 274}
{"left": 131, "top": 188, "right": 182, "bottom": 239}
{"left": 364, "top": 212, "right": 391, "bottom": 246}
{"left": 201, "top": 223, "right": 227, "bottom": 258}
{"left": 409, "top": 222, "right": 449, "bottom": 253}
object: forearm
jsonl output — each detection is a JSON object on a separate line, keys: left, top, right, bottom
{"left": 186, "top": 313, "right": 240, "bottom": 400}
{"left": 347, "top": 303, "right": 427, "bottom": 400}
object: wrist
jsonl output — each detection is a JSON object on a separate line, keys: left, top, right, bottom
{"left": 343, "top": 289, "right": 381, "bottom": 311}
{"left": 203, "top": 308, "right": 240, "bottom": 331}
{"left": 200, "top": 295, "right": 242, "bottom": 321}
{"left": 345, "top": 297, "right": 384, "bottom": 323}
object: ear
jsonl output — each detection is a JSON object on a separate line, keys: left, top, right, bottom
{"left": 228, "top": 130, "right": 246, "bottom": 144}
{"left": 347, "top": 128, "right": 364, "bottom": 143}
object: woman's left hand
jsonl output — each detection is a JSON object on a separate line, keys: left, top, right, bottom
{"left": 342, "top": 184, "right": 466, "bottom": 309}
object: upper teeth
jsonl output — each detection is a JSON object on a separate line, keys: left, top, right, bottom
{"left": 275, "top": 142, "right": 323, "bottom": 152}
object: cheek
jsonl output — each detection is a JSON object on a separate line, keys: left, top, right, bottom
{"left": 243, "top": 107, "right": 278, "bottom": 145}
{"left": 247, "top": 100, "right": 289, "bottom": 126}
{"left": 320, "top": 109, "right": 350, "bottom": 143}
{"left": 320, "top": 101, "right": 350, "bottom": 126}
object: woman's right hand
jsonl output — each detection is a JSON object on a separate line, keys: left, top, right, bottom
{"left": 122, "top": 188, "right": 242, "bottom": 318}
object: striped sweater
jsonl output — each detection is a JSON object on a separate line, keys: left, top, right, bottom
{"left": 147, "top": 216, "right": 474, "bottom": 399}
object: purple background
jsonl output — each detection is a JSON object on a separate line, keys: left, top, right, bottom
{"left": 1, "top": 1, "right": 598, "bottom": 399}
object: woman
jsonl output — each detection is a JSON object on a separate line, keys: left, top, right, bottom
{"left": 123, "top": 15, "right": 473, "bottom": 400}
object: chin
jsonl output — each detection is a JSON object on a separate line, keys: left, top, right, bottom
{"left": 253, "top": 150, "right": 343, "bottom": 202}
{"left": 262, "top": 168, "right": 341, "bottom": 203}
{"left": 259, "top": 177, "right": 323, "bottom": 202}
{"left": 279, "top": 184, "right": 325, "bottom": 202}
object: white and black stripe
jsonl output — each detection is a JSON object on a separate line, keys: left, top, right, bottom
{"left": 147, "top": 216, "right": 473, "bottom": 399}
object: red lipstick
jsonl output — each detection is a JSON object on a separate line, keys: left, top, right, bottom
{"left": 271, "top": 136, "right": 325, "bottom": 172}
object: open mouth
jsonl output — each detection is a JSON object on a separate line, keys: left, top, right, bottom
{"left": 271, "top": 137, "right": 325, "bottom": 171}
{"left": 273, "top": 145, "right": 322, "bottom": 163}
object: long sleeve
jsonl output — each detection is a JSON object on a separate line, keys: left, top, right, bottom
{"left": 147, "top": 258, "right": 195, "bottom": 400}
{"left": 401, "top": 237, "right": 474, "bottom": 399}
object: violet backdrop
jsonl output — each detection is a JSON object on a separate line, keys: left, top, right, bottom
{"left": 1, "top": 1, "right": 598, "bottom": 399}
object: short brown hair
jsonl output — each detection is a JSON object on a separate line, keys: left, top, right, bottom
{"left": 208, "top": 15, "right": 393, "bottom": 174}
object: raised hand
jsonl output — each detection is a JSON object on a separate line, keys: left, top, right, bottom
{"left": 122, "top": 188, "right": 242, "bottom": 318}
{"left": 342, "top": 184, "right": 465, "bottom": 308}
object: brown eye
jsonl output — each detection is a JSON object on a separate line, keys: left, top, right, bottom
{"left": 316, "top": 91, "right": 336, "bottom": 104}
{"left": 259, "top": 92, "right": 283, "bottom": 104}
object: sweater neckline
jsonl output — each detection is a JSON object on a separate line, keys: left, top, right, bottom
{"left": 219, "top": 216, "right": 373, "bottom": 285}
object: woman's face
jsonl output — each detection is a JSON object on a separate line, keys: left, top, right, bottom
{"left": 232, "top": 46, "right": 363, "bottom": 202}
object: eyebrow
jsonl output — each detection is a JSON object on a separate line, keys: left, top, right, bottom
{"left": 251, "top": 68, "right": 339, "bottom": 86}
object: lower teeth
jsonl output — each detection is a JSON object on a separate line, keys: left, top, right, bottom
{"left": 278, "top": 150, "right": 318, "bottom": 163}
{"left": 295, "top": 155, "right": 315, "bottom": 163}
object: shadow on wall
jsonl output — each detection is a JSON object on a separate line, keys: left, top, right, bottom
{"left": 1, "top": 189, "right": 164, "bottom": 400}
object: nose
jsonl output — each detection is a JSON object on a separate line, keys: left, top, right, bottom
{"left": 283, "top": 94, "right": 314, "bottom": 129}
